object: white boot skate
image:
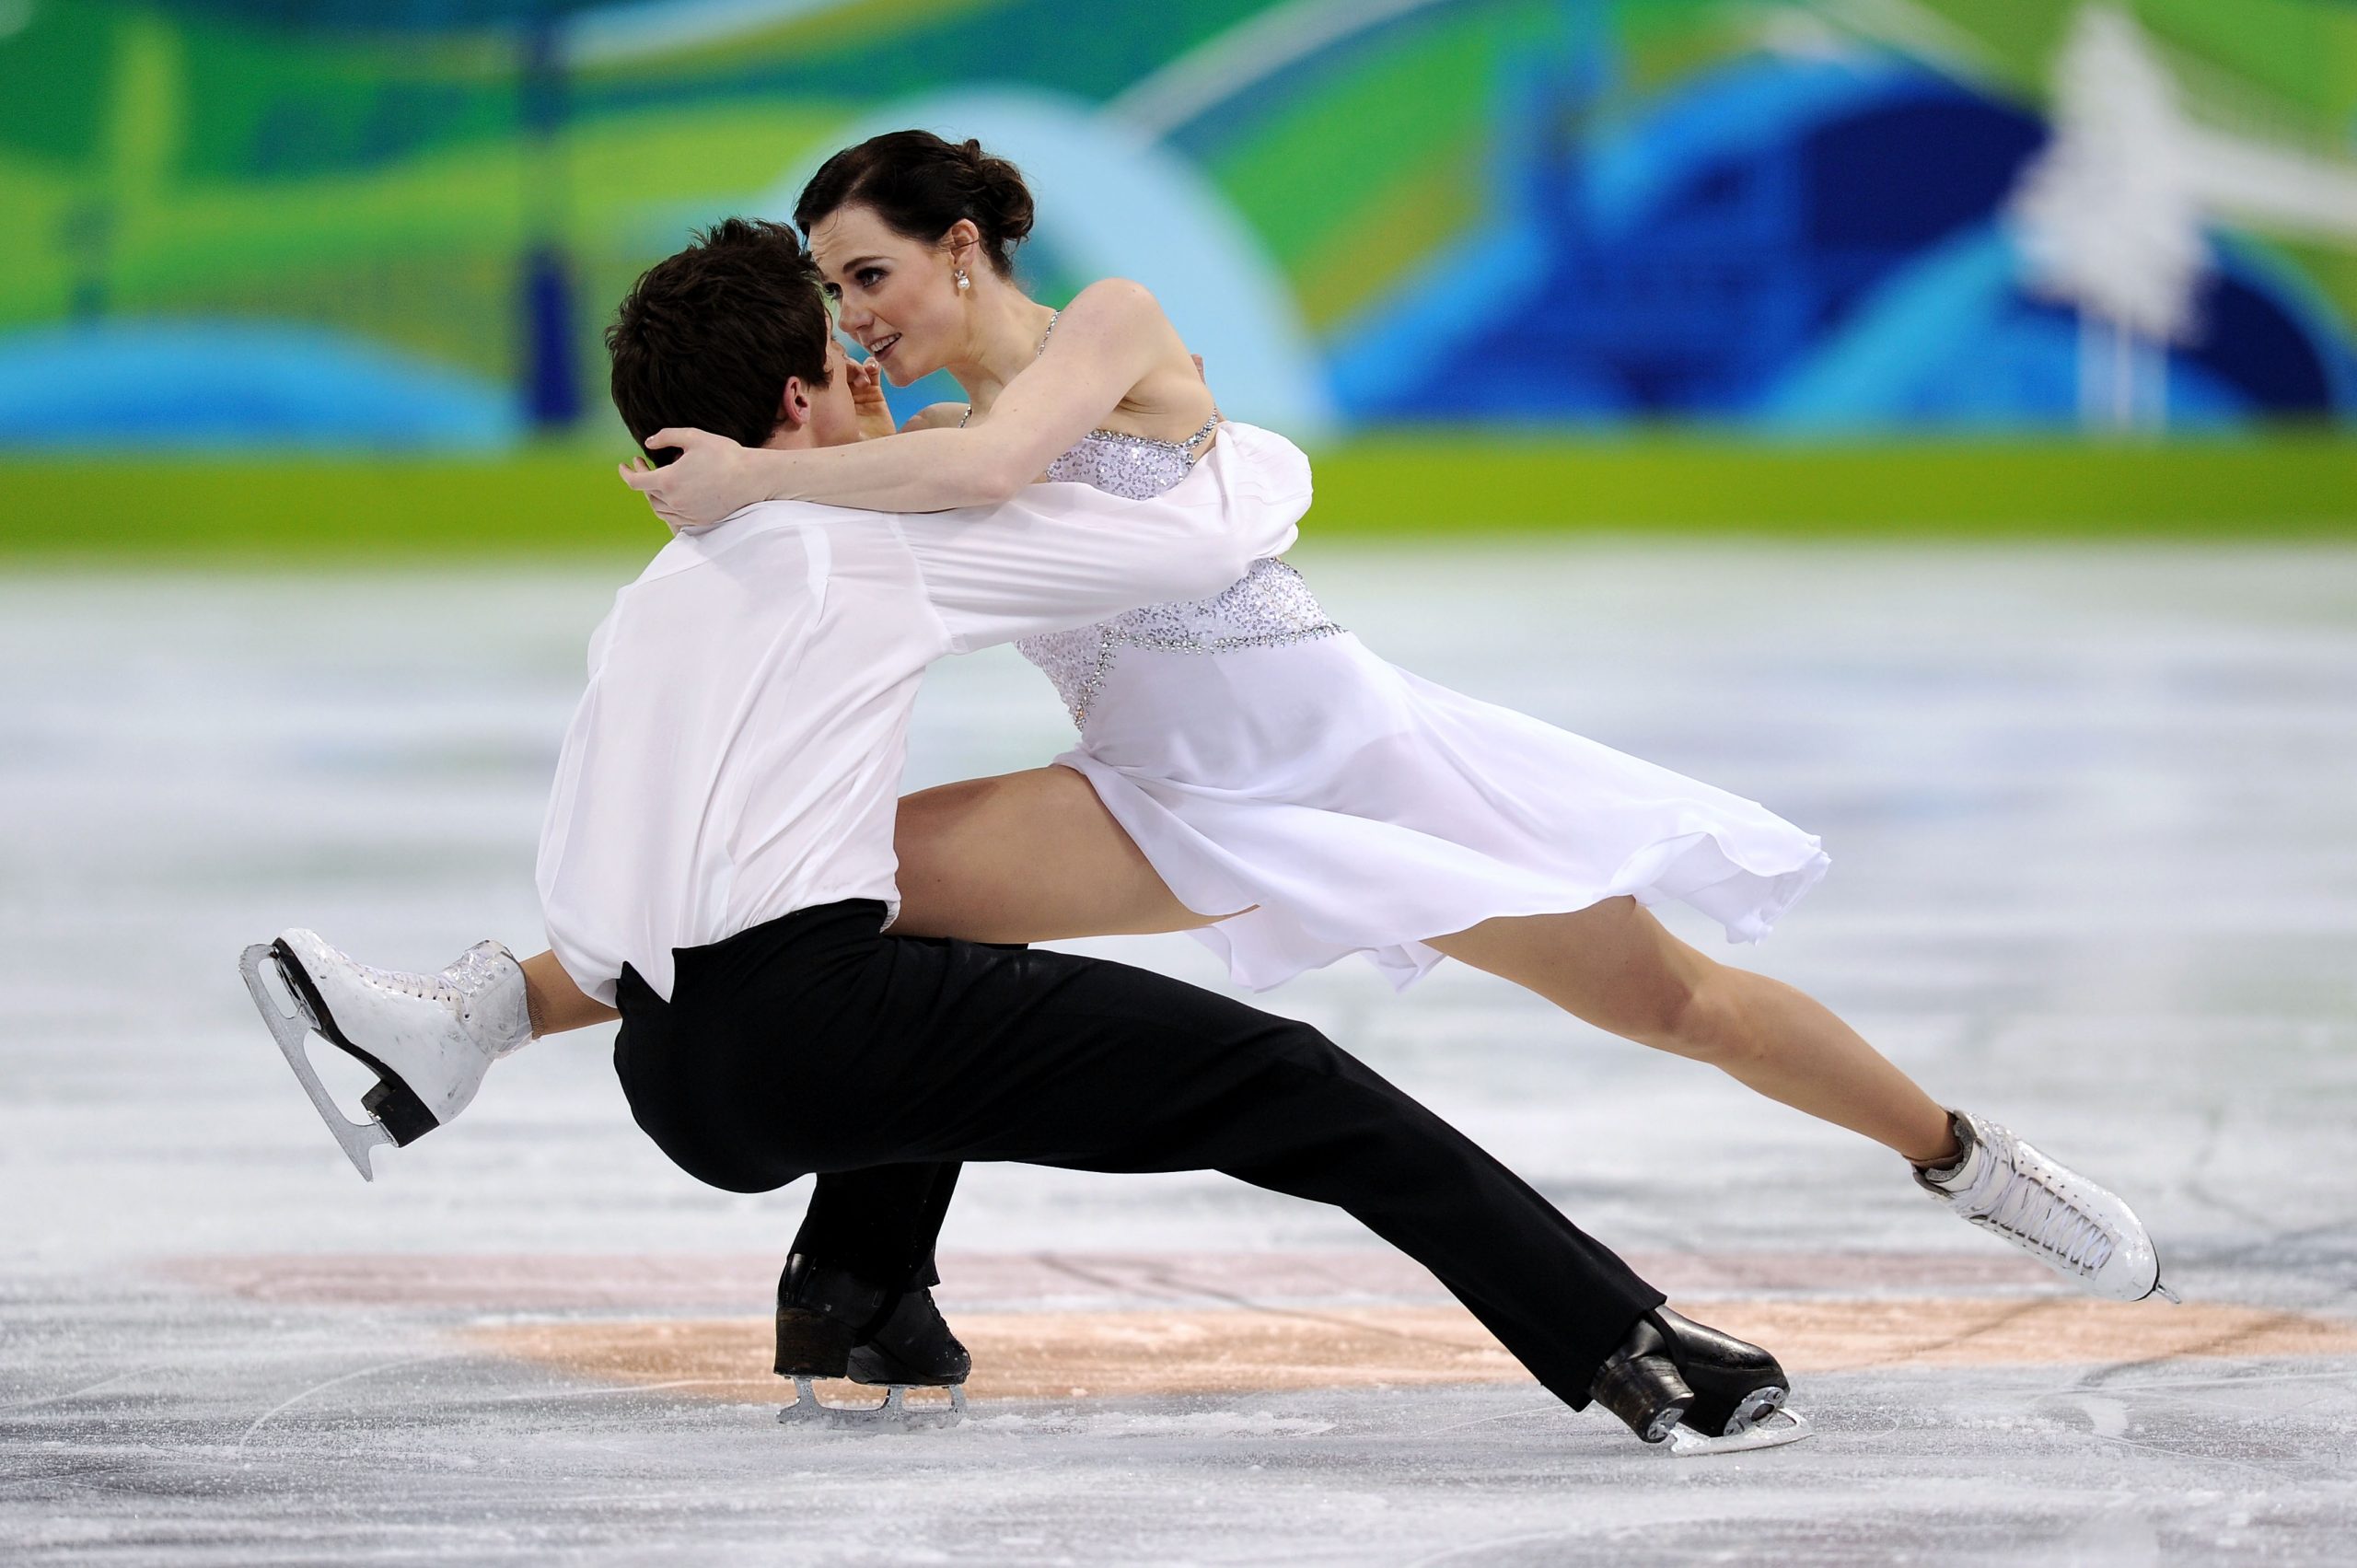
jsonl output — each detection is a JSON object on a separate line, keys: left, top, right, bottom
{"left": 238, "top": 930, "right": 532, "bottom": 1181}
{"left": 1916, "top": 1109, "right": 2177, "bottom": 1303}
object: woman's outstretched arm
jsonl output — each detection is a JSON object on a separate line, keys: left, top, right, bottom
{"left": 622, "top": 280, "right": 1176, "bottom": 528}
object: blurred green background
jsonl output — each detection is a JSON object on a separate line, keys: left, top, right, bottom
{"left": 4, "top": 0, "right": 2355, "bottom": 555}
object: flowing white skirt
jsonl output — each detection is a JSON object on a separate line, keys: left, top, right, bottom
{"left": 1054, "top": 632, "right": 1829, "bottom": 993}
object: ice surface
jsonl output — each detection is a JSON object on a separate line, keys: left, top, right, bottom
{"left": 4, "top": 542, "right": 2354, "bottom": 1564}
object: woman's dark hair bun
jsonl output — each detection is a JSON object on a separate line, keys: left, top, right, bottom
{"left": 795, "top": 129, "right": 1038, "bottom": 275}
{"left": 954, "top": 137, "right": 1037, "bottom": 250}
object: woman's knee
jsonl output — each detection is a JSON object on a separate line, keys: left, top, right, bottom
{"left": 1639, "top": 965, "right": 1763, "bottom": 1068}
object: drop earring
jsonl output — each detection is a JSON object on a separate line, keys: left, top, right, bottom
{"left": 955, "top": 267, "right": 970, "bottom": 293}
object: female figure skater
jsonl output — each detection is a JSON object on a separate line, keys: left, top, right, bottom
{"left": 288, "top": 132, "right": 2166, "bottom": 1312}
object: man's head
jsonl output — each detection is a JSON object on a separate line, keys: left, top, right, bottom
{"left": 606, "top": 217, "right": 860, "bottom": 459}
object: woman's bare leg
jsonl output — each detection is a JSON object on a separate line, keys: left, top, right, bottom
{"left": 1429, "top": 899, "right": 1956, "bottom": 1165}
{"left": 889, "top": 765, "right": 1234, "bottom": 941}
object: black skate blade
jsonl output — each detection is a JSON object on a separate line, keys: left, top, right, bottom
{"left": 777, "top": 1377, "right": 966, "bottom": 1431}
{"left": 1665, "top": 1407, "right": 1812, "bottom": 1457}
{"left": 239, "top": 942, "right": 403, "bottom": 1181}
{"left": 360, "top": 1074, "right": 437, "bottom": 1147}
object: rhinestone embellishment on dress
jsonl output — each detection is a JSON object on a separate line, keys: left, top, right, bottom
{"left": 1019, "top": 554, "right": 1344, "bottom": 727}
{"left": 1043, "top": 418, "right": 1220, "bottom": 498}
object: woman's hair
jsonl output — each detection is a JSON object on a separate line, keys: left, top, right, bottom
{"left": 795, "top": 130, "right": 1036, "bottom": 276}
{"left": 606, "top": 217, "right": 832, "bottom": 461}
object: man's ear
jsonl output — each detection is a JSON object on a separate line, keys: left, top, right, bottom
{"left": 776, "top": 377, "right": 813, "bottom": 432}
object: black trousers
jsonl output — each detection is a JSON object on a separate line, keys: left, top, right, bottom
{"left": 794, "top": 1160, "right": 960, "bottom": 1292}
{"left": 613, "top": 900, "right": 1663, "bottom": 1409}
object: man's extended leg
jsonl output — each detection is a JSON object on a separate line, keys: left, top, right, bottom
{"left": 616, "top": 903, "right": 1685, "bottom": 1416}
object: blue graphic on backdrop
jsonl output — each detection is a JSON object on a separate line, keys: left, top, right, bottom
{"left": 0, "top": 322, "right": 522, "bottom": 451}
{"left": 1328, "top": 55, "right": 2356, "bottom": 429}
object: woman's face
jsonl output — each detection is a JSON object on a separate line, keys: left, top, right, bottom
{"left": 807, "top": 203, "right": 969, "bottom": 387}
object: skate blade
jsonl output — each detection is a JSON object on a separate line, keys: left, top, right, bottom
{"left": 1666, "top": 1408, "right": 1811, "bottom": 1457}
{"left": 240, "top": 943, "right": 396, "bottom": 1183}
{"left": 776, "top": 1377, "right": 967, "bottom": 1431}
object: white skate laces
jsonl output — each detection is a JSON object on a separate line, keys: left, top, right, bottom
{"left": 1917, "top": 1109, "right": 2176, "bottom": 1303}
{"left": 242, "top": 929, "right": 535, "bottom": 1179}
{"left": 371, "top": 940, "right": 537, "bottom": 1058}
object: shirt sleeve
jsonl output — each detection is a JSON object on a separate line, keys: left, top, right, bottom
{"left": 895, "top": 422, "right": 1314, "bottom": 652}
{"left": 535, "top": 637, "right": 630, "bottom": 1007}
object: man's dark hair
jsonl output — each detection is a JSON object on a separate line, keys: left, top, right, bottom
{"left": 606, "top": 217, "right": 832, "bottom": 462}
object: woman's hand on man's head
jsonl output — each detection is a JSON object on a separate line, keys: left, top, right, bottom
{"left": 620, "top": 427, "right": 760, "bottom": 533}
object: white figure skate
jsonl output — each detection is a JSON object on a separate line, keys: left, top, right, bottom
{"left": 239, "top": 930, "right": 532, "bottom": 1180}
{"left": 1918, "top": 1109, "right": 2177, "bottom": 1303}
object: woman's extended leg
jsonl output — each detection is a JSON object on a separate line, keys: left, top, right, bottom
{"left": 895, "top": 777, "right": 1956, "bottom": 1165}
{"left": 1427, "top": 898, "right": 1957, "bottom": 1165}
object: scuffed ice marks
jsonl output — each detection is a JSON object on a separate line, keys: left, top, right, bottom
{"left": 913, "top": 1408, "right": 1336, "bottom": 1439}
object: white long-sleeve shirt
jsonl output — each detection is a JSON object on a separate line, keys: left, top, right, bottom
{"left": 536, "top": 422, "right": 1313, "bottom": 1005}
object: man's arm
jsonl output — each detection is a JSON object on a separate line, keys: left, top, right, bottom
{"left": 897, "top": 423, "right": 1313, "bottom": 653}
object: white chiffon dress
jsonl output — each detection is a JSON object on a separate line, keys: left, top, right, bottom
{"left": 988, "top": 360, "right": 1829, "bottom": 992}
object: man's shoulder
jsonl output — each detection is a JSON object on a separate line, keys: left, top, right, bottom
{"left": 631, "top": 502, "right": 889, "bottom": 586}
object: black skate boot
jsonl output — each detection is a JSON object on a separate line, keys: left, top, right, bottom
{"left": 1647, "top": 1307, "right": 1787, "bottom": 1437}
{"left": 773, "top": 1253, "right": 970, "bottom": 1427}
{"left": 845, "top": 1286, "right": 971, "bottom": 1388}
{"left": 1587, "top": 1314, "right": 1694, "bottom": 1445}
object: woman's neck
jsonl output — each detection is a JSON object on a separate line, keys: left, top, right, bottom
{"left": 944, "top": 288, "right": 1059, "bottom": 414}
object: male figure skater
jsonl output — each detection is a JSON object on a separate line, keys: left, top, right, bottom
{"left": 243, "top": 219, "right": 1800, "bottom": 1450}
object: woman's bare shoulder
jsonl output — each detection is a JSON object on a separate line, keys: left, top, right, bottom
{"left": 1051, "top": 281, "right": 1208, "bottom": 432}
{"left": 1062, "top": 277, "right": 1169, "bottom": 333}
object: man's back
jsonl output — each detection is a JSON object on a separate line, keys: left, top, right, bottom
{"left": 539, "top": 509, "right": 939, "bottom": 1005}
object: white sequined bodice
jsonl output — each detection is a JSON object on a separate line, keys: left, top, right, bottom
{"left": 1042, "top": 421, "right": 1210, "bottom": 497}
{"left": 1015, "top": 425, "right": 1343, "bottom": 727}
